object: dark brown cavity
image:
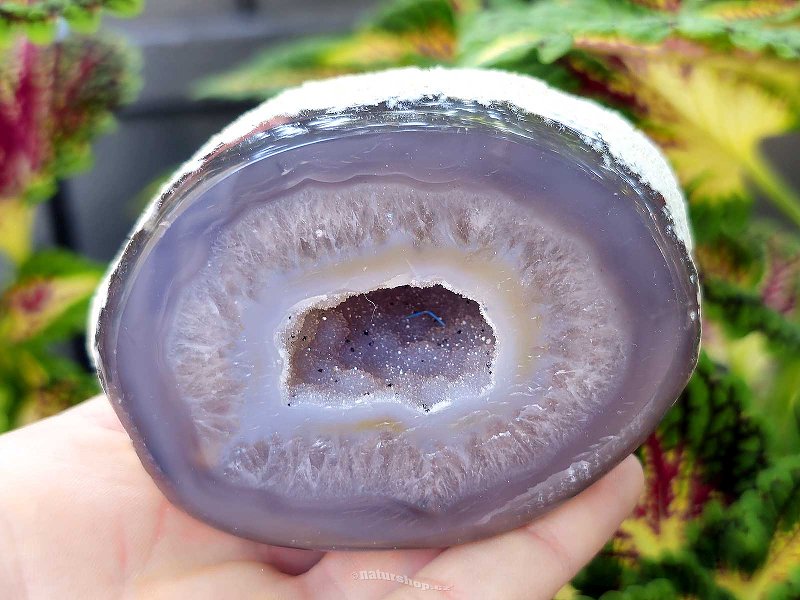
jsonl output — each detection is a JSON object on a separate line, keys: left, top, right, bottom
{"left": 283, "top": 284, "right": 497, "bottom": 412}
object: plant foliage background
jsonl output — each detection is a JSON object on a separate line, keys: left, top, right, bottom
{"left": 0, "top": 0, "right": 140, "bottom": 429}
{"left": 3, "top": 0, "right": 800, "bottom": 597}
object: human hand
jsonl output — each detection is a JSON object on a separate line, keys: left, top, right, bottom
{"left": 0, "top": 397, "right": 643, "bottom": 599}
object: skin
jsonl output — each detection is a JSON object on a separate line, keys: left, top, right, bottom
{"left": 0, "top": 397, "right": 643, "bottom": 599}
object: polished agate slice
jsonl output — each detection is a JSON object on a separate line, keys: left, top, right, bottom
{"left": 90, "top": 68, "right": 701, "bottom": 549}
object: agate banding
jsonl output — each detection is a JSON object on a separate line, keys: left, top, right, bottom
{"left": 90, "top": 68, "right": 701, "bottom": 549}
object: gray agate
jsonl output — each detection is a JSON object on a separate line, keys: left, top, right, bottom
{"left": 90, "top": 68, "right": 701, "bottom": 549}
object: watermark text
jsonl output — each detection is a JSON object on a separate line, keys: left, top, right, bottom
{"left": 352, "top": 569, "right": 453, "bottom": 592}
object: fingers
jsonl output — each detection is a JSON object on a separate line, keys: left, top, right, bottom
{"left": 71, "top": 398, "right": 327, "bottom": 576}
{"left": 0, "top": 397, "right": 312, "bottom": 598}
{"left": 299, "top": 456, "right": 642, "bottom": 600}
{"left": 385, "top": 455, "right": 644, "bottom": 600}
{"left": 67, "top": 394, "right": 127, "bottom": 432}
{"left": 251, "top": 545, "right": 325, "bottom": 576}
{"left": 300, "top": 548, "right": 443, "bottom": 599}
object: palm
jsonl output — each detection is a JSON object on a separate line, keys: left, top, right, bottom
{"left": 0, "top": 398, "right": 642, "bottom": 599}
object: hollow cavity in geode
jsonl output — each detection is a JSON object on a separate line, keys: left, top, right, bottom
{"left": 281, "top": 284, "right": 497, "bottom": 413}
{"left": 94, "top": 77, "right": 700, "bottom": 549}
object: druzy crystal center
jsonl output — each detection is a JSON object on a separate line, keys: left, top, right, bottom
{"left": 282, "top": 284, "right": 497, "bottom": 412}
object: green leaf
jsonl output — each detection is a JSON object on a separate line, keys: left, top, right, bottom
{"left": 578, "top": 355, "right": 777, "bottom": 597}
{"left": 63, "top": 4, "right": 102, "bottom": 34}
{"left": 703, "top": 278, "right": 800, "bottom": 354}
{"left": 615, "top": 436, "right": 716, "bottom": 560}
{"left": 459, "top": 0, "right": 666, "bottom": 67}
{"left": 0, "top": 347, "right": 99, "bottom": 431}
{"left": 571, "top": 548, "right": 626, "bottom": 597}
{"left": 578, "top": 56, "right": 800, "bottom": 228}
{"left": 537, "top": 32, "right": 573, "bottom": 63}
{"left": 196, "top": 0, "right": 461, "bottom": 100}
{"left": 16, "top": 248, "right": 103, "bottom": 280}
{"left": 694, "top": 223, "right": 765, "bottom": 286}
{"left": 702, "top": 325, "right": 800, "bottom": 456}
{"left": 621, "top": 555, "right": 736, "bottom": 600}
{"left": 0, "top": 0, "right": 142, "bottom": 43}
{"left": 370, "top": 0, "right": 458, "bottom": 33}
{"left": 658, "top": 354, "right": 769, "bottom": 498}
{"left": 0, "top": 383, "right": 14, "bottom": 432}
{"left": 460, "top": 0, "right": 800, "bottom": 68}
{"left": 763, "top": 356, "right": 800, "bottom": 455}
{"left": 0, "top": 250, "right": 102, "bottom": 344}
{"left": 691, "top": 456, "right": 800, "bottom": 598}
{"left": 649, "top": 62, "right": 795, "bottom": 197}
{"left": 758, "top": 223, "right": 800, "bottom": 321}
{"left": 598, "top": 579, "right": 682, "bottom": 600}
{"left": 576, "top": 354, "right": 769, "bottom": 596}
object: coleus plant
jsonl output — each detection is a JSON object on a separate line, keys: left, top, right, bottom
{"left": 0, "top": 1, "right": 140, "bottom": 431}
{"left": 196, "top": 0, "right": 800, "bottom": 595}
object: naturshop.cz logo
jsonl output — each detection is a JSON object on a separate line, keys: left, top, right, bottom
{"left": 352, "top": 569, "right": 453, "bottom": 592}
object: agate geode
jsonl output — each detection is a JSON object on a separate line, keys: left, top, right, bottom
{"left": 90, "top": 68, "right": 701, "bottom": 549}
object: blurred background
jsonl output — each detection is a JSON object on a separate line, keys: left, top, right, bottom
{"left": 3, "top": 1, "right": 800, "bottom": 598}
{"left": 43, "top": 0, "right": 378, "bottom": 262}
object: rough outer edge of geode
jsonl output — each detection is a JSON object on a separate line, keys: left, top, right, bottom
{"left": 88, "top": 70, "right": 702, "bottom": 535}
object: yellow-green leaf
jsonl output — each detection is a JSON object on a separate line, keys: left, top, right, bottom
{"left": 1, "top": 273, "right": 99, "bottom": 342}
{"left": 691, "top": 457, "right": 800, "bottom": 599}
{"left": 638, "top": 59, "right": 795, "bottom": 200}
{"left": 616, "top": 440, "right": 716, "bottom": 560}
{"left": 715, "top": 522, "right": 800, "bottom": 598}
{"left": 0, "top": 198, "right": 34, "bottom": 263}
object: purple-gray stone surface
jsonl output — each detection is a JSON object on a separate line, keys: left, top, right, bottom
{"left": 91, "top": 69, "right": 700, "bottom": 549}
